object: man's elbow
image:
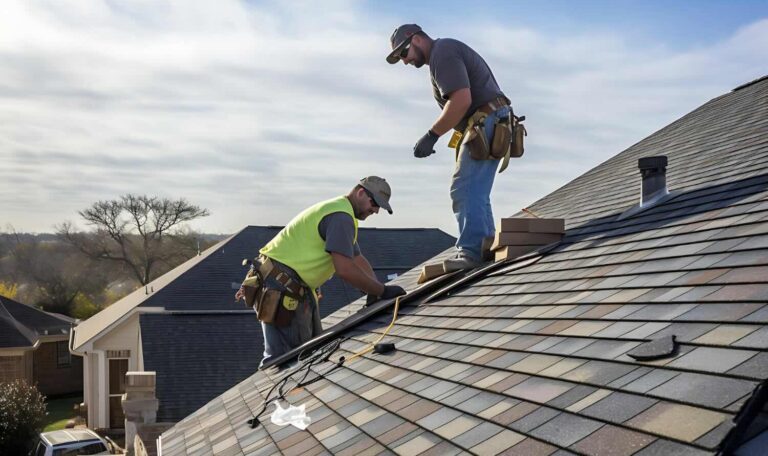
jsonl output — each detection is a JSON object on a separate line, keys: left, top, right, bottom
{"left": 450, "top": 88, "right": 472, "bottom": 112}
{"left": 332, "top": 255, "right": 354, "bottom": 280}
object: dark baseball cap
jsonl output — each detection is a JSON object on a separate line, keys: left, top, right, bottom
{"left": 386, "top": 24, "right": 422, "bottom": 64}
{"left": 359, "top": 176, "right": 393, "bottom": 214}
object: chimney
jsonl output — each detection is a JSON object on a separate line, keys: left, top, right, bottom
{"left": 638, "top": 156, "right": 668, "bottom": 207}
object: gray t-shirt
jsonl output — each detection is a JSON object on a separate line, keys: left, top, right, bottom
{"left": 429, "top": 38, "right": 504, "bottom": 127}
{"left": 318, "top": 212, "right": 360, "bottom": 258}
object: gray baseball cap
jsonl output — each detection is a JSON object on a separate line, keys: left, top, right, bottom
{"left": 360, "top": 176, "right": 393, "bottom": 214}
{"left": 386, "top": 24, "right": 422, "bottom": 64}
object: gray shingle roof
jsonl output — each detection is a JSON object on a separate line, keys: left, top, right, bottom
{"left": 141, "top": 313, "right": 263, "bottom": 422}
{"left": 137, "top": 226, "right": 455, "bottom": 422}
{"left": 0, "top": 295, "right": 73, "bottom": 349}
{"left": 159, "top": 77, "right": 768, "bottom": 455}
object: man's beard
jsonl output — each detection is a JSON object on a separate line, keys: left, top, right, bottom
{"left": 353, "top": 206, "right": 368, "bottom": 220}
{"left": 412, "top": 46, "right": 427, "bottom": 68}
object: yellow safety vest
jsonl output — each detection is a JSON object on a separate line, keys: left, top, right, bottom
{"left": 260, "top": 195, "right": 358, "bottom": 290}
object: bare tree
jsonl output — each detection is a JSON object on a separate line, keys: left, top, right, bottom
{"left": 58, "top": 195, "right": 210, "bottom": 285}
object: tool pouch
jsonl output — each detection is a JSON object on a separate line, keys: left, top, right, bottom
{"left": 490, "top": 116, "right": 512, "bottom": 159}
{"left": 255, "top": 288, "right": 281, "bottom": 325}
{"left": 274, "top": 294, "right": 299, "bottom": 327}
{"left": 510, "top": 115, "right": 527, "bottom": 158}
{"left": 256, "top": 288, "right": 301, "bottom": 327}
{"left": 466, "top": 124, "right": 491, "bottom": 160}
{"left": 241, "top": 273, "right": 262, "bottom": 308}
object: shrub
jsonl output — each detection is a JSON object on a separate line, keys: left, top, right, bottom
{"left": 0, "top": 281, "right": 19, "bottom": 299}
{"left": 0, "top": 380, "right": 46, "bottom": 455}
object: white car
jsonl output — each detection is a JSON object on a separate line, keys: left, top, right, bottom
{"left": 30, "top": 429, "right": 111, "bottom": 456}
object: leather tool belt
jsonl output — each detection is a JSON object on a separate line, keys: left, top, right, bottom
{"left": 241, "top": 255, "right": 308, "bottom": 327}
{"left": 448, "top": 95, "right": 526, "bottom": 174}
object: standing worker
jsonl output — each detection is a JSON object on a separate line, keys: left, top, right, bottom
{"left": 237, "top": 176, "right": 406, "bottom": 366}
{"left": 387, "top": 24, "right": 515, "bottom": 272}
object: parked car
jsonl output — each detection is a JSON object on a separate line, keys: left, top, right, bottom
{"left": 30, "top": 429, "right": 110, "bottom": 456}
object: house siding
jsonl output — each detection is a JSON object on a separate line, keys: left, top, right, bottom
{"left": 33, "top": 341, "right": 83, "bottom": 397}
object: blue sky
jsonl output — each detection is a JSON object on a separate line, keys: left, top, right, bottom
{"left": 1, "top": 0, "right": 767, "bottom": 235}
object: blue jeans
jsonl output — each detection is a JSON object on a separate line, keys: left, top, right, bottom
{"left": 450, "top": 106, "right": 511, "bottom": 261}
{"left": 259, "top": 287, "right": 322, "bottom": 368}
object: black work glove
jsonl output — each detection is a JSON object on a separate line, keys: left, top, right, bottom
{"left": 366, "top": 285, "right": 407, "bottom": 306}
{"left": 413, "top": 130, "right": 439, "bottom": 158}
{"left": 381, "top": 285, "right": 407, "bottom": 300}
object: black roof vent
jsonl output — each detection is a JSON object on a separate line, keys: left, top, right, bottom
{"left": 627, "top": 335, "right": 678, "bottom": 361}
{"left": 638, "top": 156, "right": 668, "bottom": 208}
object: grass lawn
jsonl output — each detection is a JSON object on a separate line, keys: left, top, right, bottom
{"left": 43, "top": 395, "right": 82, "bottom": 432}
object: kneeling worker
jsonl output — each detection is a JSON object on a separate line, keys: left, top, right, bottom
{"left": 237, "top": 176, "right": 407, "bottom": 366}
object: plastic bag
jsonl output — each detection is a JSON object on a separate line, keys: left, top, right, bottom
{"left": 270, "top": 400, "right": 311, "bottom": 430}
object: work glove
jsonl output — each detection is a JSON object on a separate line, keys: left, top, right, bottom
{"left": 381, "top": 285, "right": 407, "bottom": 300}
{"left": 413, "top": 130, "right": 439, "bottom": 158}
{"left": 366, "top": 285, "right": 407, "bottom": 306}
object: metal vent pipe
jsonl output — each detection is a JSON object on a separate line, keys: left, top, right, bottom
{"left": 638, "top": 156, "right": 668, "bottom": 207}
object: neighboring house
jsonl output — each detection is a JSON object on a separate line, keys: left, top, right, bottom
{"left": 69, "top": 226, "right": 454, "bottom": 430}
{"left": 0, "top": 295, "right": 82, "bottom": 396}
{"left": 159, "top": 76, "right": 768, "bottom": 455}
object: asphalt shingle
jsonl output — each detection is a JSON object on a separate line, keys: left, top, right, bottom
{"left": 159, "top": 77, "right": 768, "bottom": 455}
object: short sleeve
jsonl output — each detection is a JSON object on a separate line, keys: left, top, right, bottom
{"left": 318, "top": 212, "right": 357, "bottom": 258}
{"left": 432, "top": 54, "right": 470, "bottom": 99}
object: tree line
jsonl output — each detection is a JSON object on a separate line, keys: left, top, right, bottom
{"left": 0, "top": 195, "right": 217, "bottom": 319}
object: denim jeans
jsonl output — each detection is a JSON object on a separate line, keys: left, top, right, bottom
{"left": 450, "top": 106, "right": 511, "bottom": 261}
{"left": 259, "top": 287, "right": 322, "bottom": 368}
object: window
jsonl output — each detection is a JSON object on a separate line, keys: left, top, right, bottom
{"left": 53, "top": 441, "right": 108, "bottom": 455}
{"left": 56, "top": 341, "right": 71, "bottom": 368}
{"left": 33, "top": 440, "right": 46, "bottom": 456}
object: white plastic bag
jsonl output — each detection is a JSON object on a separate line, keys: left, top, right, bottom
{"left": 270, "top": 400, "right": 311, "bottom": 430}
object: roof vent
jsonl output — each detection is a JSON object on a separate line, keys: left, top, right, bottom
{"left": 638, "top": 156, "right": 668, "bottom": 207}
{"left": 627, "top": 335, "right": 678, "bottom": 361}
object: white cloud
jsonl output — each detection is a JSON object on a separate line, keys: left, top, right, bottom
{"left": 1, "top": 2, "right": 766, "bottom": 236}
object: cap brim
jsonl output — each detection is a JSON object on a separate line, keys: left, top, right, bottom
{"left": 386, "top": 40, "right": 408, "bottom": 64}
{"left": 373, "top": 195, "right": 393, "bottom": 214}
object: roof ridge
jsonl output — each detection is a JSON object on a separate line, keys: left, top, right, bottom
{"left": 732, "top": 75, "right": 768, "bottom": 92}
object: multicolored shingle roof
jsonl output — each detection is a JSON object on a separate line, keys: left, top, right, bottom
{"left": 159, "top": 76, "right": 768, "bottom": 455}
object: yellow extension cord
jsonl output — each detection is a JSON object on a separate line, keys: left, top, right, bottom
{"left": 343, "top": 295, "right": 403, "bottom": 364}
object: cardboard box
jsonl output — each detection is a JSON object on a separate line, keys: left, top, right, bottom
{"left": 500, "top": 217, "right": 565, "bottom": 234}
{"left": 490, "top": 232, "right": 563, "bottom": 250}
{"left": 417, "top": 262, "right": 446, "bottom": 284}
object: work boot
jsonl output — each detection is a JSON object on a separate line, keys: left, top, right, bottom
{"left": 443, "top": 251, "right": 481, "bottom": 272}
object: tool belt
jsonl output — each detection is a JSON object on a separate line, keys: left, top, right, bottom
{"left": 240, "top": 255, "right": 308, "bottom": 327}
{"left": 448, "top": 95, "right": 527, "bottom": 174}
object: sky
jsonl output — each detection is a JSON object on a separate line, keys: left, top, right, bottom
{"left": 1, "top": 0, "right": 767, "bottom": 236}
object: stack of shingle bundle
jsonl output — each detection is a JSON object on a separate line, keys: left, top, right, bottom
{"left": 490, "top": 217, "right": 565, "bottom": 261}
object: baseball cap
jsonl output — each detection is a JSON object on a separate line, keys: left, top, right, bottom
{"left": 360, "top": 176, "right": 393, "bottom": 214}
{"left": 386, "top": 24, "right": 422, "bottom": 64}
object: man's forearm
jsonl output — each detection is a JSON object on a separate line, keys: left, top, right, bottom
{"left": 333, "top": 253, "right": 385, "bottom": 296}
{"left": 431, "top": 88, "right": 472, "bottom": 136}
{"left": 353, "top": 254, "right": 377, "bottom": 281}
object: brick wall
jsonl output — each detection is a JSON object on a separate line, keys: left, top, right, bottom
{"left": 0, "top": 355, "right": 27, "bottom": 384}
{"left": 33, "top": 341, "right": 83, "bottom": 396}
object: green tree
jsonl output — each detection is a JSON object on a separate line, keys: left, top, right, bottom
{"left": 59, "top": 194, "right": 210, "bottom": 285}
{"left": 8, "top": 235, "right": 108, "bottom": 316}
{"left": 0, "top": 380, "right": 46, "bottom": 455}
